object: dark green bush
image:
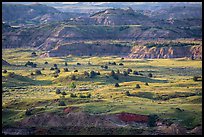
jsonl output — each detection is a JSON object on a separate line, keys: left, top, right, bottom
{"left": 148, "top": 73, "right": 153, "bottom": 77}
{"left": 56, "top": 89, "right": 61, "bottom": 94}
{"left": 35, "top": 70, "right": 42, "bottom": 75}
{"left": 64, "top": 68, "right": 68, "bottom": 72}
{"left": 112, "top": 62, "right": 116, "bottom": 65}
{"left": 193, "top": 76, "right": 201, "bottom": 81}
{"left": 115, "top": 83, "right": 120, "bottom": 87}
{"left": 54, "top": 64, "right": 58, "bottom": 68}
{"left": 59, "top": 101, "right": 66, "bottom": 106}
{"left": 31, "top": 52, "right": 37, "bottom": 57}
{"left": 3, "top": 70, "right": 7, "bottom": 73}
{"left": 125, "top": 91, "right": 131, "bottom": 96}
{"left": 127, "top": 68, "right": 132, "bottom": 74}
{"left": 133, "top": 71, "right": 139, "bottom": 75}
{"left": 136, "top": 84, "right": 140, "bottom": 88}
{"left": 90, "top": 71, "right": 97, "bottom": 78}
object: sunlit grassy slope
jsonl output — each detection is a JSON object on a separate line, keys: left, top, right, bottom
{"left": 2, "top": 48, "right": 202, "bottom": 129}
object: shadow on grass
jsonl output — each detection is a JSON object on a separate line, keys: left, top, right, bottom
{"left": 2, "top": 73, "right": 52, "bottom": 87}
{"left": 77, "top": 75, "right": 168, "bottom": 84}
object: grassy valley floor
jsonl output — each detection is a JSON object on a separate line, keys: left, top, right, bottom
{"left": 2, "top": 48, "right": 202, "bottom": 135}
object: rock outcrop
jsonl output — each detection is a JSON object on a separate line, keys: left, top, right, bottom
{"left": 128, "top": 45, "right": 202, "bottom": 59}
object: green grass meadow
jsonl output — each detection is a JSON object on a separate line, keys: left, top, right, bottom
{"left": 2, "top": 48, "right": 202, "bottom": 129}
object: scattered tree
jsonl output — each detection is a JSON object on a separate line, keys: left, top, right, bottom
{"left": 25, "top": 61, "right": 37, "bottom": 68}
{"left": 136, "top": 84, "right": 140, "bottom": 88}
{"left": 112, "top": 62, "right": 116, "bottom": 65}
{"left": 55, "top": 69, "right": 60, "bottom": 74}
{"left": 35, "top": 70, "right": 42, "bottom": 75}
{"left": 31, "top": 52, "right": 37, "bottom": 57}
{"left": 65, "top": 62, "right": 68, "bottom": 66}
{"left": 193, "top": 76, "right": 201, "bottom": 81}
{"left": 133, "top": 71, "right": 139, "bottom": 75}
{"left": 64, "top": 68, "right": 68, "bottom": 72}
{"left": 127, "top": 68, "right": 132, "bottom": 74}
{"left": 3, "top": 70, "right": 7, "bottom": 73}
{"left": 50, "top": 67, "right": 55, "bottom": 70}
{"left": 56, "top": 89, "right": 61, "bottom": 94}
{"left": 25, "top": 61, "right": 33, "bottom": 67}
{"left": 119, "top": 63, "right": 124, "bottom": 66}
{"left": 96, "top": 71, "right": 100, "bottom": 75}
{"left": 44, "top": 61, "right": 48, "bottom": 64}
{"left": 74, "top": 70, "right": 78, "bottom": 72}
{"left": 115, "top": 83, "right": 120, "bottom": 87}
{"left": 125, "top": 91, "right": 131, "bottom": 96}
{"left": 77, "top": 63, "right": 81, "bottom": 65}
{"left": 59, "top": 101, "right": 66, "bottom": 106}
{"left": 90, "top": 71, "right": 97, "bottom": 78}
{"left": 54, "top": 64, "right": 58, "bottom": 68}
{"left": 148, "top": 73, "right": 153, "bottom": 77}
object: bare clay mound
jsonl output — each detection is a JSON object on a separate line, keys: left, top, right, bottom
{"left": 20, "top": 111, "right": 116, "bottom": 128}
{"left": 16, "top": 109, "right": 201, "bottom": 135}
